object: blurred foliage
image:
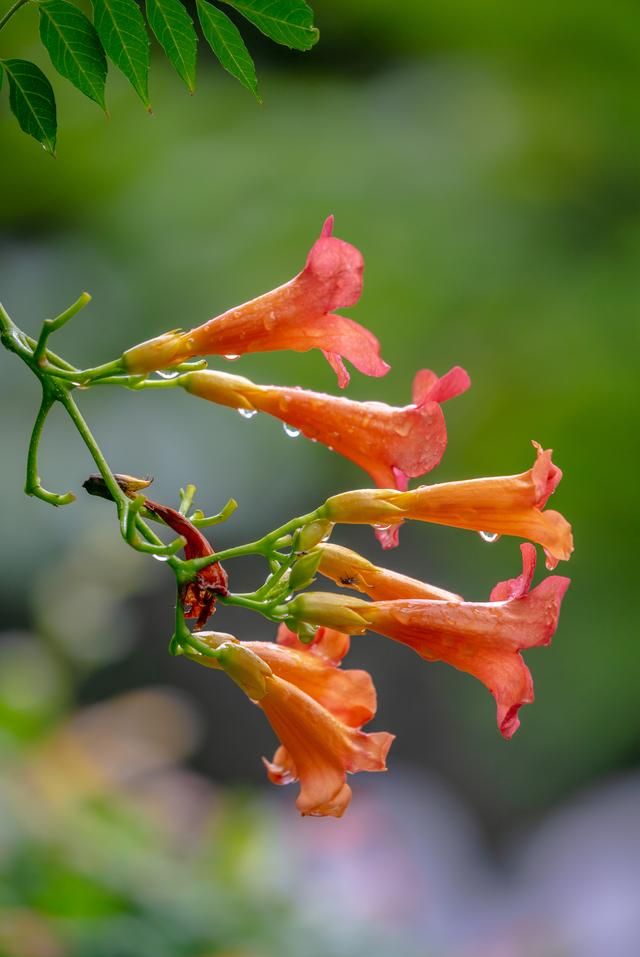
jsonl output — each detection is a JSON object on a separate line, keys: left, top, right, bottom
{"left": 0, "top": 544, "right": 419, "bottom": 957}
{"left": 0, "top": 0, "right": 318, "bottom": 152}
{"left": 0, "top": 0, "right": 638, "bottom": 888}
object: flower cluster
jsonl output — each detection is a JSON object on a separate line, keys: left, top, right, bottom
{"left": 119, "top": 218, "right": 573, "bottom": 816}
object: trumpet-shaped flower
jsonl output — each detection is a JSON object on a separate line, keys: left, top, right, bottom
{"left": 182, "top": 364, "right": 470, "bottom": 489}
{"left": 287, "top": 545, "right": 570, "bottom": 738}
{"left": 122, "top": 217, "right": 389, "bottom": 387}
{"left": 315, "top": 542, "right": 462, "bottom": 601}
{"left": 192, "top": 628, "right": 393, "bottom": 816}
{"left": 322, "top": 442, "right": 573, "bottom": 566}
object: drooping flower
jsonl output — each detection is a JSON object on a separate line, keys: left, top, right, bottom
{"left": 322, "top": 442, "right": 573, "bottom": 566}
{"left": 143, "top": 500, "right": 228, "bottom": 627}
{"left": 122, "top": 217, "right": 389, "bottom": 387}
{"left": 181, "top": 364, "right": 470, "bottom": 489}
{"left": 286, "top": 545, "right": 570, "bottom": 738}
{"left": 191, "top": 629, "right": 393, "bottom": 816}
{"left": 315, "top": 542, "right": 462, "bottom": 601}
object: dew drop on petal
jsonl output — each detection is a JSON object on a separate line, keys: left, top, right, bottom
{"left": 224, "top": 354, "right": 241, "bottom": 361}
{"left": 238, "top": 408, "right": 258, "bottom": 419}
{"left": 374, "top": 524, "right": 391, "bottom": 532}
{"left": 157, "top": 370, "right": 180, "bottom": 379}
{"left": 283, "top": 423, "right": 301, "bottom": 438}
{"left": 479, "top": 531, "right": 501, "bottom": 543}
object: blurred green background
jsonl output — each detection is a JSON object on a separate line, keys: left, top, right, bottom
{"left": 1, "top": 1, "right": 638, "bottom": 954}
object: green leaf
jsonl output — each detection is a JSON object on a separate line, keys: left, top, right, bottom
{"left": 1, "top": 58, "right": 57, "bottom": 154}
{"left": 219, "top": 0, "right": 318, "bottom": 51}
{"left": 39, "top": 0, "right": 107, "bottom": 110}
{"left": 146, "top": 0, "right": 197, "bottom": 92}
{"left": 196, "top": 0, "right": 258, "bottom": 98}
{"left": 91, "top": 0, "right": 150, "bottom": 107}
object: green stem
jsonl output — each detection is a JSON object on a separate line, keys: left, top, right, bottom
{"left": 60, "top": 393, "right": 128, "bottom": 507}
{"left": 32, "top": 293, "right": 91, "bottom": 365}
{"left": 184, "top": 510, "right": 319, "bottom": 574}
{"left": 24, "top": 335, "right": 78, "bottom": 371}
{"left": 25, "top": 387, "right": 75, "bottom": 506}
{"left": 0, "top": 0, "right": 30, "bottom": 33}
{"left": 218, "top": 593, "right": 285, "bottom": 623}
{"left": 60, "top": 393, "right": 180, "bottom": 562}
{"left": 46, "top": 357, "right": 125, "bottom": 383}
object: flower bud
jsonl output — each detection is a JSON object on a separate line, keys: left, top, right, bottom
{"left": 320, "top": 490, "right": 405, "bottom": 524}
{"left": 291, "top": 621, "right": 318, "bottom": 644}
{"left": 288, "top": 550, "right": 323, "bottom": 592}
{"left": 122, "top": 330, "right": 188, "bottom": 375}
{"left": 182, "top": 370, "right": 259, "bottom": 412}
{"left": 216, "top": 641, "right": 273, "bottom": 700}
{"left": 295, "top": 519, "right": 334, "bottom": 551}
{"left": 286, "top": 592, "right": 371, "bottom": 634}
{"left": 83, "top": 472, "right": 153, "bottom": 502}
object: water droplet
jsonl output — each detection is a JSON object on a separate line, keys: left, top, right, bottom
{"left": 374, "top": 524, "right": 391, "bottom": 532}
{"left": 224, "top": 354, "right": 240, "bottom": 361}
{"left": 479, "top": 531, "right": 501, "bottom": 543}
{"left": 157, "top": 370, "right": 180, "bottom": 379}
{"left": 152, "top": 554, "right": 170, "bottom": 562}
{"left": 283, "top": 423, "right": 301, "bottom": 438}
{"left": 238, "top": 408, "right": 258, "bottom": 419}
{"left": 393, "top": 418, "right": 413, "bottom": 437}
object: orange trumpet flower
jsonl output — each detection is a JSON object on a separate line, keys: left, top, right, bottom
{"left": 287, "top": 544, "right": 570, "bottom": 738}
{"left": 122, "top": 217, "right": 389, "bottom": 387}
{"left": 315, "top": 542, "right": 462, "bottom": 602}
{"left": 182, "top": 364, "right": 469, "bottom": 489}
{"left": 192, "top": 627, "right": 393, "bottom": 816}
{"left": 322, "top": 442, "right": 573, "bottom": 566}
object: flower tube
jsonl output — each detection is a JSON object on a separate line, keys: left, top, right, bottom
{"left": 315, "top": 542, "right": 462, "bottom": 602}
{"left": 287, "top": 545, "right": 570, "bottom": 738}
{"left": 322, "top": 442, "right": 573, "bottom": 566}
{"left": 192, "top": 629, "right": 393, "bottom": 816}
{"left": 122, "top": 217, "right": 389, "bottom": 387}
{"left": 181, "top": 364, "right": 470, "bottom": 489}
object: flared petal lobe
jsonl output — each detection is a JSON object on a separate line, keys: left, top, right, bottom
{"left": 122, "top": 218, "right": 389, "bottom": 387}
{"left": 192, "top": 629, "right": 392, "bottom": 816}
{"left": 245, "top": 626, "right": 377, "bottom": 727}
{"left": 288, "top": 545, "right": 570, "bottom": 738}
{"left": 182, "top": 364, "right": 469, "bottom": 490}
{"left": 259, "top": 674, "right": 393, "bottom": 816}
{"left": 322, "top": 442, "right": 573, "bottom": 567}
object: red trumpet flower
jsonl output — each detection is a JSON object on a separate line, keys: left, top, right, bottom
{"left": 122, "top": 217, "right": 389, "bottom": 388}
{"left": 182, "top": 364, "right": 470, "bottom": 490}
